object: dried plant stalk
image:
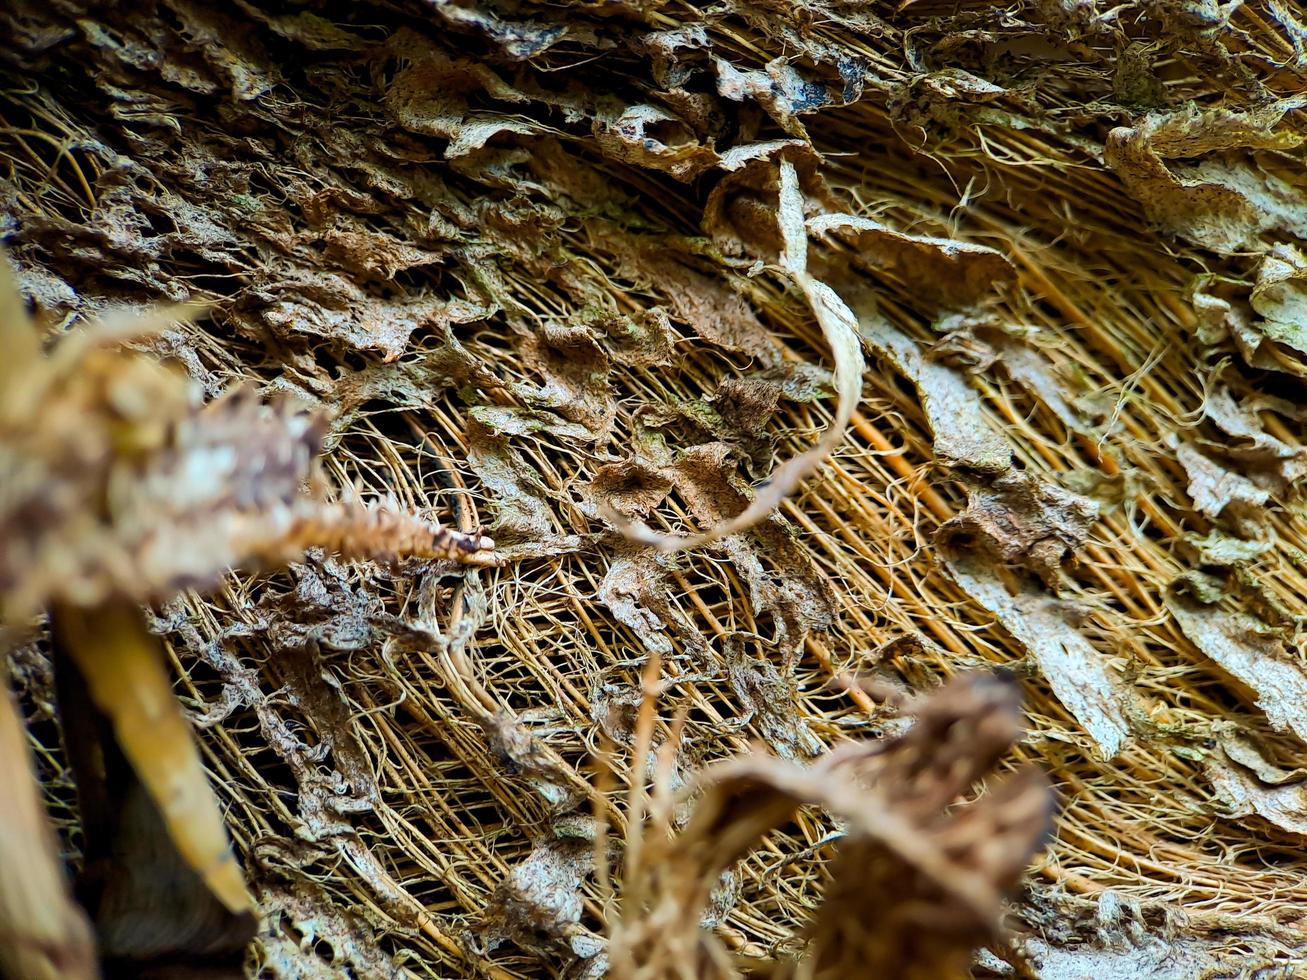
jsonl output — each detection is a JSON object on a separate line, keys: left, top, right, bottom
{"left": 52, "top": 603, "right": 252, "bottom": 916}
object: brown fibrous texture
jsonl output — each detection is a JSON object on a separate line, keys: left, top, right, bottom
{"left": 4, "top": 0, "right": 1307, "bottom": 977}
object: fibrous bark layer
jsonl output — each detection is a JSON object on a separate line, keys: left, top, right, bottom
{"left": 4, "top": 0, "right": 1307, "bottom": 975}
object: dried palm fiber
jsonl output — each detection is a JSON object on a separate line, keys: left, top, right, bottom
{"left": 3, "top": 0, "right": 1307, "bottom": 975}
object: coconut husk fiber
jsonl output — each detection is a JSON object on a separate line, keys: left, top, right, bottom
{"left": 4, "top": 0, "right": 1307, "bottom": 976}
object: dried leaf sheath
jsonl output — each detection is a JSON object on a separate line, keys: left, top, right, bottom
{"left": 53, "top": 634, "right": 256, "bottom": 970}
{"left": 779, "top": 674, "right": 1054, "bottom": 979}
{"left": 0, "top": 681, "right": 97, "bottom": 980}
{"left": 52, "top": 603, "right": 253, "bottom": 918}
{"left": 785, "top": 769, "right": 1053, "bottom": 979}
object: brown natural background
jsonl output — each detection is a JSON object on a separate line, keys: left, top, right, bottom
{"left": 5, "top": 0, "right": 1307, "bottom": 976}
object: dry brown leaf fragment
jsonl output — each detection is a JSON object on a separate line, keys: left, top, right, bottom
{"left": 1215, "top": 727, "right": 1307, "bottom": 785}
{"left": 1171, "top": 437, "right": 1271, "bottom": 527}
{"left": 381, "top": 30, "right": 544, "bottom": 156}
{"left": 724, "top": 637, "right": 823, "bottom": 759}
{"left": 1182, "top": 529, "right": 1272, "bottom": 567}
{"left": 807, "top": 212, "right": 1016, "bottom": 311}
{"left": 597, "top": 550, "right": 709, "bottom": 660}
{"left": 1019, "top": 889, "right": 1280, "bottom": 979}
{"left": 943, "top": 558, "right": 1134, "bottom": 759}
{"left": 508, "top": 322, "right": 617, "bottom": 441}
{"left": 713, "top": 56, "right": 862, "bottom": 138}
{"left": 1249, "top": 243, "right": 1307, "bottom": 358}
{"left": 850, "top": 293, "right": 1011, "bottom": 473}
{"left": 938, "top": 471, "right": 1100, "bottom": 590}
{"left": 244, "top": 269, "right": 490, "bottom": 360}
{"left": 1104, "top": 100, "right": 1307, "bottom": 251}
{"left": 1192, "top": 276, "right": 1307, "bottom": 377}
{"left": 478, "top": 829, "right": 600, "bottom": 962}
{"left": 599, "top": 230, "right": 779, "bottom": 363}
{"left": 593, "top": 103, "right": 720, "bottom": 181}
{"left": 467, "top": 424, "right": 560, "bottom": 537}
{"left": 639, "top": 441, "right": 838, "bottom": 653}
{"left": 1206, "top": 743, "right": 1307, "bottom": 837}
{"left": 1202, "top": 384, "right": 1307, "bottom": 486}
{"left": 1169, "top": 597, "right": 1307, "bottom": 744}
{"left": 256, "top": 879, "right": 404, "bottom": 980}
{"left": 608, "top": 671, "right": 1054, "bottom": 979}
{"left": 982, "top": 333, "right": 1106, "bottom": 436}
{"left": 1266, "top": 0, "right": 1307, "bottom": 64}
